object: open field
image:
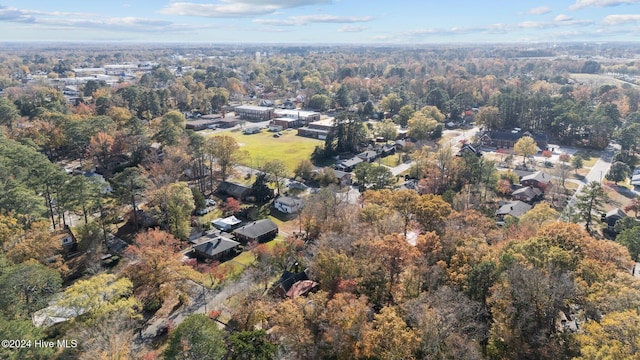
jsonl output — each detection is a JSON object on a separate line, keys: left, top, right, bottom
{"left": 210, "top": 128, "right": 323, "bottom": 173}
{"left": 569, "top": 73, "right": 638, "bottom": 88}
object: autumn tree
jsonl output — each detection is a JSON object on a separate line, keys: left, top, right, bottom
{"left": 376, "top": 120, "right": 398, "bottom": 141}
{"left": 322, "top": 293, "right": 371, "bottom": 359}
{"left": 206, "top": 135, "right": 242, "bottom": 181}
{"left": 475, "top": 106, "right": 502, "bottom": 130}
{"left": 575, "top": 181, "right": 608, "bottom": 232}
{"left": 625, "top": 196, "right": 640, "bottom": 218}
{"left": 125, "top": 229, "right": 187, "bottom": 309}
{"left": 223, "top": 197, "right": 242, "bottom": 216}
{"left": 408, "top": 111, "right": 437, "bottom": 143}
{"left": 389, "top": 189, "right": 419, "bottom": 237}
{"left": 371, "top": 234, "right": 420, "bottom": 303}
{"left": 50, "top": 273, "right": 139, "bottom": 325}
{"left": 262, "top": 159, "right": 288, "bottom": 196}
{"left": 576, "top": 310, "right": 640, "bottom": 360}
{"left": 362, "top": 306, "right": 419, "bottom": 360}
{"left": 514, "top": 136, "right": 538, "bottom": 167}
{"left": 164, "top": 314, "right": 226, "bottom": 360}
{"left": 269, "top": 292, "right": 328, "bottom": 359}
{"left": 414, "top": 194, "right": 453, "bottom": 234}
{"left": 519, "top": 202, "right": 560, "bottom": 227}
{"left": 380, "top": 93, "right": 403, "bottom": 115}
{"left": 147, "top": 182, "right": 194, "bottom": 240}
{"left": 293, "top": 159, "right": 314, "bottom": 181}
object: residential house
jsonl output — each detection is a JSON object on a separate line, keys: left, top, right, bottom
{"left": 399, "top": 179, "right": 424, "bottom": 193}
{"left": 631, "top": 173, "right": 640, "bottom": 187}
{"left": 479, "top": 130, "right": 548, "bottom": 150}
{"left": 192, "top": 233, "right": 240, "bottom": 261}
{"left": 105, "top": 233, "right": 128, "bottom": 254}
{"left": 282, "top": 98, "right": 296, "bottom": 109}
{"left": 457, "top": 143, "right": 482, "bottom": 157}
{"left": 521, "top": 171, "right": 552, "bottom": 191}
{"left": 272, "top": 270, "right": 319, "bottom": 299}
{"left": 218, "top": 181, "right": 253, "bottom": 200}
{"left": 496, "top": 200, "right": 532, "bottom": 222}
{"left": 212, "top": 216, "right": 243, "bottom": 231}
{"left": 52, "top": 226, "right": 77, "bottom": 256}
{"left": 336, "top": 156, "right": 364, "bottom": 172}
{"left": 234, "top": 105, "right": 275, "bottom": 121}
{"left": 511, "top": 186, "right": 543, "bottom": 203}
{"left": 357, "top": 150, "right": 378, "bottom": 163}
{"left": 333, "top": 169, "right": 353, "bottom": 186}
{"left": 274, "top": 196, "right": 304, "bottom": 214}
{"left": 603, "top": 208, "right": 627, "bottom": 232}
{"left": 233, "top": 218, "right": 279, "bottom": 244}
{"left": 380, "top": 143, "right": 396, "bottom": 156}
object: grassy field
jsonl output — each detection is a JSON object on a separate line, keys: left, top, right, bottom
{"left": 569, "top": 73, "right": 638, "bottom": 88}
{"left": 210, "top": 128, "right": 323, "bottom": 173}
{"left": 379, "top": 153, "right": 402, "bottom": 167}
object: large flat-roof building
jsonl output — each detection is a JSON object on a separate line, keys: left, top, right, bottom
{"left": 272, "top": 109, "right": 321, "bottom": 129}
{"left": 297, "top": 118, "right": 334, "bottom": 139}
{"left": 234, "top": 105, "right": 275, "bottom": 121}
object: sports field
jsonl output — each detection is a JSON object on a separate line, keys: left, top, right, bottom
{"left": 210, "top": 128, "right": 323, "bottom": 174}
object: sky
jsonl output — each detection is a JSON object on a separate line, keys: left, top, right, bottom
{"left": 0, "top": 0, "right": 639, "bottom": 44}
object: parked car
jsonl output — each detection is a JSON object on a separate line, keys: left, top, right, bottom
{"left": 206, "top": 199, "right": 217, "bottom": 207}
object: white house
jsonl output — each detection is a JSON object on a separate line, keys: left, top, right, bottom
{"left": 274, "top": 196, "right": 304, "bottom": 214}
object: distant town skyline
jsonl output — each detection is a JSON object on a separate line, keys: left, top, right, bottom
{"left": 0, "top": 0, "right": 639, "bottom": 44}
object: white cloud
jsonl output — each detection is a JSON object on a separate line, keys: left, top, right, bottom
{"left": 602, "top": 14, "right": 640, "bottom": 25}
{"left": 159, "top": 0, "right": 332, "bottom": 18}
{"left": 554, "top": 14, "right": 573, "bottom": 21}
{"left": 253, "top": 14, "right": 373, "bottom": 26}
{"left": 527, "top": 6, "right": 552, "bottom": 15}
{"left": 337, "top": 25, "right": 365, "bottom": 32}
{"left": 569, "top": 0, "right": 639, "bottom": 10}
{"left": 0, "top": 5, "right": 203, "bottom": 33}
{"left": 518, "top": 21, "right": 546, "bottom": 28}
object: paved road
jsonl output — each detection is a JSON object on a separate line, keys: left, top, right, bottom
{"left": 566, "top": 149, "right": 614, "bottom": 209}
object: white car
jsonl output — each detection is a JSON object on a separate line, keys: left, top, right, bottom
{"left": 205, "top": 199, "right": 217, "bottom": 207}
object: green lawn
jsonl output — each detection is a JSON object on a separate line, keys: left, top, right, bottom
{"left": 379, "top": 154, "right": 402, "bottom": 167}
{"left": 573, "top": 150, "right": 599, "bottom": 168}
{"left": 210, "top": 128, "right": 323, "bottom": 173}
